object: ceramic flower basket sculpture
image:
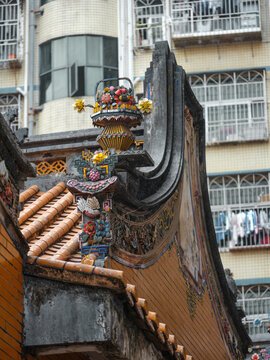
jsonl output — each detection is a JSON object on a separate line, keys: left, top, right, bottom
{"left": 70, "top": 77, "right": 153, "bottom": 267}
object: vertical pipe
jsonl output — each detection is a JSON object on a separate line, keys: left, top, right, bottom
{"left": 23, "top": 0, "right": 29, "bottom": 128}
{"left": 117, "top": 0, "right": 124, "bottom": 78}
{"left": 127, "top": 0, "right": 134, "bottom": 81}
{"left": 164, "top": 0, "right": 171, "bottom": 48}
{"left": 28, "top": 0, "right": 35, "bottom": 136}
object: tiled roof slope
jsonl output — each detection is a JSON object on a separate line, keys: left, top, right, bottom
{"left": 20, "top": 183, "right": 192, "bottom": 360}
{"left": 19, "top": 183, "right": 82, "bottom": 263}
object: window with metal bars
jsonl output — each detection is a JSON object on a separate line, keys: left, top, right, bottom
{"left": 0, "top": 94, "right": 20, "bottom": 131}
{"left": 189, "top": 70, "right": 267, "bottom": 144}
{"left": 237, "top": 285, "right": 270, "bottom": 339}
{"left": 134, "top": 0, "right": 164, "bottom": 47}
{"left": 0, "top": 0, "right": 21, "bottom": 63}
{"left": 208, "top": 173, "right": 270, "bottom": 249}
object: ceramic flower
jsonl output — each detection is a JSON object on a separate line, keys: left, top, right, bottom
{"left": 73, "top": 99, "right": 85, "bottom": 113}
{"left": 92, "top": 151, "right": 108, "bottom": 164}
{"left": 101, "top": 92, "right": 112, "bottom": 104}
{"left": 83, "top": 221, "right": 96, "bottom": 237}
{"left": 138, "top": 98, "right": 153, "bottom": 114}
{"left": 252, "top": 354, "right": 259, "bottom": 360}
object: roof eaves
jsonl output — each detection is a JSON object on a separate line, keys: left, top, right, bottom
{"left": 25, "top": 257, "right": 192, "bottom": 360}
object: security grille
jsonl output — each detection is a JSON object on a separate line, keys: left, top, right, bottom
{"left": 134, "top": 0, "right": 164, "bottom": 47}
{"left": 189, "top": 70, "right": 267, "bottom": 144}
{"left": 0, "top": 94, "right": 20, "bottom": 131}
{"left": 208, "top": 173, "right": 270, "bottom": 250}
{"left": 0, "top": 0, "right": 20, "bottom": 63}
{"left": 237, "top": 285, "right": 270, "bottom": 338}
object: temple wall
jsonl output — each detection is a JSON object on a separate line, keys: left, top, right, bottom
{"left": 0, "top": 222, "right": 23, "bottom": 360}
{"left": 111, "top": 244, "right": 229, "bottom": 360}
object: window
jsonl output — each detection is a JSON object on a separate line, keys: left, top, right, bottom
{"left": 40, "top": 0, "right": 54, "bottom": 5}
{"left": 39, "top": 36, "right": 118, "bottom": 104}
{"left": 134, "top": 0, "right": 164, "bottom": 47}
{"left": 189, "top": 70, "right": 267, "bottom": 144}
{"left": 0, "top": 94, "right": 20, "bottom": 131}
{"left": 171, "top": 0, "right": 260, "bottom": 38}
{"left": 0, "top": 0, "right": 21, "bottom": 63}
{"left": 208, "top": 173, "right": 270, "bottom": 249}
{"left": 237, "top": 285, "right": 270, "bottom": 339}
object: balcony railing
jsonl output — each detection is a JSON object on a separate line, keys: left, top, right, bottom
{"left": 212, "top": 205, "right": 270, "bottom": 250}
{"left": 206, "top": 115, "right": 268, "bottom": 144}
{"left": 0, "top": 0, "right": 20, "bottom": 63}
{"left": 171, "top": 0, "right": 260, "bottom": 39}
{"left": 134, "top": 1, "right": 164, "bottom": 48}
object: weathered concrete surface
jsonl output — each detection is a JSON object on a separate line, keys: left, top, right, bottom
{"left": 24, "top": 276, "right": 165, "bottom": 360}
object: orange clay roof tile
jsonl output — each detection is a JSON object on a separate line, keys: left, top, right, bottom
{"left": 19, "top": 183, "right": 67, "bottom": 225}
{"left": 19, "top": 185, "right": 39, "bottom": 203}
{"left": 22, "top": 192, "right": 74, "bottom": 240}
{"left": 28, "top": 209, "right": 81, "bottom": 257}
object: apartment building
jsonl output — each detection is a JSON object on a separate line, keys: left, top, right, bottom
{"left": 0, "top": 0, "right": 269, "bottom": 349}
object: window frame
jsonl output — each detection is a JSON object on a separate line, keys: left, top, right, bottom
{"left": 0, "top": 0, "right": 22, "bottom": 64}
{"left": 39, "top": 35, "right": 118, "bottom": 104}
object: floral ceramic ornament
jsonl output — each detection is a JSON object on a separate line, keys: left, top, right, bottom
{"left": 73, "top": 99, "right": 85, "bottom": 113}
{"left": 138, "top": 98, "right": 153, "bottom": 114}
{"left": 92, "top": 151, "right": 108, "bottom": 164}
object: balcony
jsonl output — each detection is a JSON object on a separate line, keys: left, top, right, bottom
{"left": 0, "top": 0, "right": 22, "bottom": 67}
{"left": 171, "top": 0, "right": 261, "bottom": 45}
{"left": 208, "top": 173, "right": 270, "bottom": 251}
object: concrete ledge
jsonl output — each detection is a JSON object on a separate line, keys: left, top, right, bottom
{"left": 24, "top": 276, "right": 167, "bottom": 360}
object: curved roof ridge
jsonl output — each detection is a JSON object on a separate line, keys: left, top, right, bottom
{"left": 19, "top": 185, "right": 39, "bottom": 204}
{"left": 28, "top": 209, "right": 81, "bottom": 257}
{"left": 21, "top": 191, "right": 73, "bottom": 241}
{"left": 19, "top": 182, "right": 67, "bottom": 225}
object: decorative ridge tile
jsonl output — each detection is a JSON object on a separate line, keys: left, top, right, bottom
{"left": 19, "top": 185, "right": 39, "bottom": 203}
{"left": 21, "top": 192, "right": 74, "bottom": 240}
{"left": 28, "top": 209, "right": 81, "bottom": 257}
{"left": 19, "top": 182, "right": 67, "bottom": 225}
{"left": 26, "top": 256, "right": 123, "bottom": 280}
{"left": 124, "top": 283, "right": 192, "bottom": 360}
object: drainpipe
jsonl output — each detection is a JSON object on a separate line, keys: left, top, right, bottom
{"left": 127, "top": 0, "right": 134, "bottom": 82}
{"left": 23, "top": 0, "right": 29, "bottom": 128}
{"left": 28, "top": 0, "right": 35, "bottom": 136}
{"left": 117, "top": 0, "right": 134, "bottom": 81}
{"left": 117, "top": 0, "right": 124, "bottom": 78}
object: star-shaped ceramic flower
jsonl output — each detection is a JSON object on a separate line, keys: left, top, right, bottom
{"left": 73, "top": 99, "right": 85, "bottom": 113}
{"left": 138, "top": 98, "right": 153, "bottom": 114}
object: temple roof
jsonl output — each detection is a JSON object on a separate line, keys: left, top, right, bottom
{"left": 20, "top": 182, "right": 191, "bottom": 360}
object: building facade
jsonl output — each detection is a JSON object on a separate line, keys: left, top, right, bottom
{"left": 0, "top": 0, "right": 270, "bottom": 351}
